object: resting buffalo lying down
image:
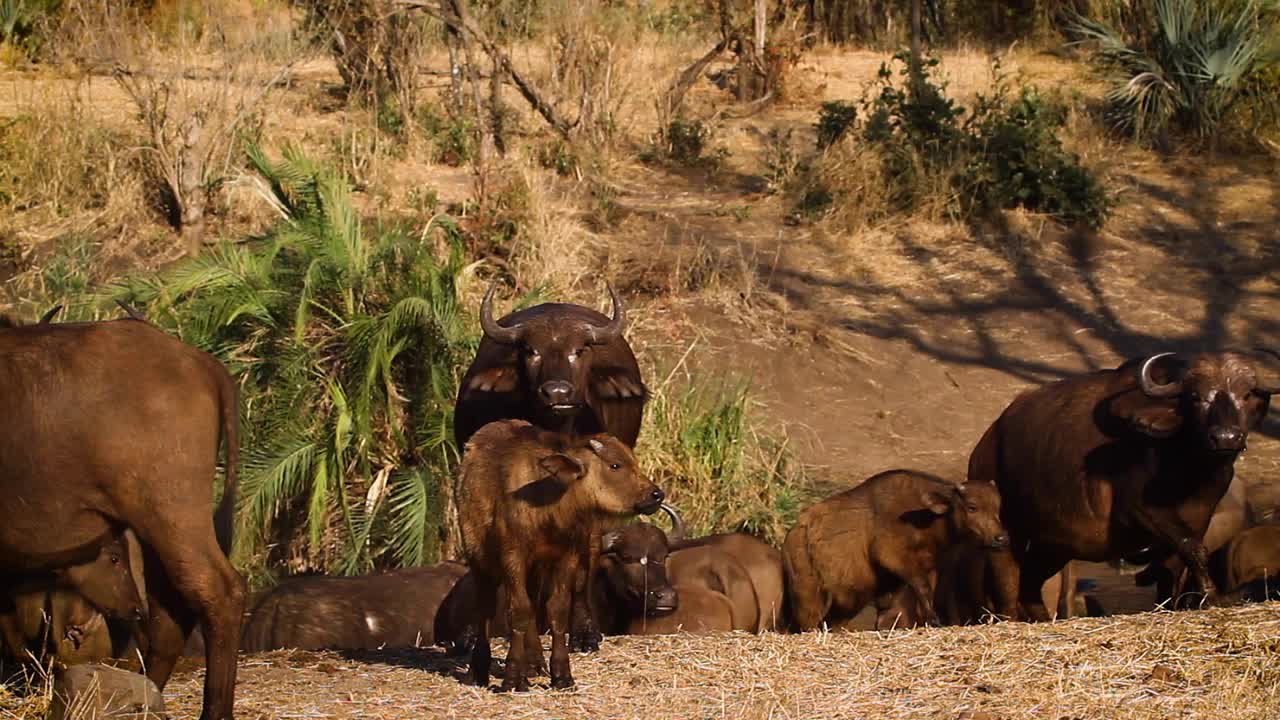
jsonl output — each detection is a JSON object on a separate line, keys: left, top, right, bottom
{"left": 240, "top": 563, "right": 469, "bottom": 652}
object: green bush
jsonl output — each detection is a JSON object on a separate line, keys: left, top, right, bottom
{"left": 1072, "top": 0, "right": 1278, "bottom": 146}
{"left": 650, "top": 118, "right": 727, "bottom": 169}
{"left": 638, "top": 376, "right": 808, "bottom": 546}
{"left": 800, "top": 51, "right": 1110, "bottom": 228}
{"left": 105, "top": 144, "right": 478, "bottom": 575}
{"left": 963, "top": 84, "right": 1112, "bottom": 226}
{"left": 815, "top": 100, "right": 858, "bottom": 149}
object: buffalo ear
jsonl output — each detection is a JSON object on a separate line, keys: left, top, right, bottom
{"left": 592, "top": 368, "right": 647, "bottom": 400}
{"left": 539, "top": 453, "right": 585, "bottom": 484}
{"left": 1110, "top": 391, "right": 1184, "bottom": 438}
{"left": 466, "top": 366, "right": 518, "bottom": 394}
{"left": 921, "top": 489, "right": 953, "bottom": 516}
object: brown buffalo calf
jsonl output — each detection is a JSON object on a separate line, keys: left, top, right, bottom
{"left": 1209, "top": 524, "right": 1280, "bottom": 601}
{"left": 665, "top": 505, "right": 786, "bottom": 633}
{"left": 783, "top": 470, "right": 1008, "bottom": 631}
{"left": 2, "top": 530, "right": 146, "bottom": 667}
{"left": 594, "top": 521, "right": 759, "bottom": 636}
{"left": 240, "top": 562, "right": 468, "bottom": 652}
{"left": 458, "top": 420, "right": 663, "bottom": 691}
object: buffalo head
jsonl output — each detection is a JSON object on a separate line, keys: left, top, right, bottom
{"left": 479, "top": 283, "right": 627, "bottom": 418}
{"left": 923, "top": 482, "right": 1009, "bottom": 550}
{"left": 599, "top": 520, "right": 678, "bottom": 617}
{"left": 1125, "top": 350, "right": 1280, "bottom": 455}
{"left": 60, "top": 528, "right": 148, "bottom": 622}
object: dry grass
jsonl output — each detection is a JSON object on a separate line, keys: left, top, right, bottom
{"left": 4, "top": 602, "right": 1260, "bottom": 720}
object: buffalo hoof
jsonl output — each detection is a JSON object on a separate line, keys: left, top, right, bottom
{"left": 498, "top": 676, "right": 530, "bottom": 693}
{"left": 551, "top": 674, "right": 575, "bottom": 691}
{"left": 569, "top": 630, "right": 601, "bottom": 654}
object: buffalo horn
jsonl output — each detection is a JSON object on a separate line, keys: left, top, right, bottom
{"left": 658, "top": 503, "right": 687, "bottom": 543}
{"left": 1139, "top": 352, "right": 1183, "bottom": 399}
{"left": 1253, "top": 347, "right": 1280, "bottom": 394}
{"left": 38, "top": 305, "right": 63, "bottom": 324}
{"left": 585, "top": 282, "right": 626, "bottom": 346}
{"left": 479, "top": 284, "right": 524, "bottom": 345}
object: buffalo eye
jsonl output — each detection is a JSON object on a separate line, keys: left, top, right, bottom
{"left": 110, "top": 554, "right": 120, "bottom": 565}
{"left": 966, "top": 504, "right": 978, "bottom": 513}
{"left": 609, "top": 463, "right": 621, "bottom": 471}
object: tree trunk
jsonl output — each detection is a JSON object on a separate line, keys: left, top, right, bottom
{"left": 909, "top": 0, "right": 923, "bottom": 96}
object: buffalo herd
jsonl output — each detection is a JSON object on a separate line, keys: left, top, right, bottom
{"left": 2, "top": 286, "right": 1279, "bottom": 717}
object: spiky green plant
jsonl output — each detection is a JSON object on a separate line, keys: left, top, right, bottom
{"left": 636, "top": 371, "right": 808, "bottom": 547}
{"left": 1073, "top": 0, "right": 1276, "bottom": 144}
{"left": 103, "top": 143, "right": 478, "bottom": 576}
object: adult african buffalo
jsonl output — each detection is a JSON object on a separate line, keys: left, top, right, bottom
{"left": 241, "top": 563, "right": 469, "bottom": 652}
{"left": 0, "top": 318, "right": 244, "bottom": 720}
{"left": 454, "top": 283, "right": 646, "bottom": 450}
{"left": 968, "top": 350, "right": 1280, "bottom": 622}
{"left": 454, "top": 282, "right": 647, "bottom": 652}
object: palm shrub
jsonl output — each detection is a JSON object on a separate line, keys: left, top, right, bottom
{"left": 105, "top": 144, "right": 478, "bottom": 576}
{"left": 1072, "top": 0, "right": 1277, "bottom": 145}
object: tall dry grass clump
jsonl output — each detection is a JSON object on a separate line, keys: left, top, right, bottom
{"left": 636, "top": 356, "right": 807, "bottom": 546}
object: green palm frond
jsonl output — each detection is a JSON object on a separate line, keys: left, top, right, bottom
{"left": 1072, "top": 0, "right": 1272, "bottom": 142}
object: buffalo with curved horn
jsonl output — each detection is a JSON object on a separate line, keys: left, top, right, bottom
{"left": 969, "top": 349, "right": 1280, "bottom": 621}
{"left": 455, "top": 282, "right": 646, "bottom": 450}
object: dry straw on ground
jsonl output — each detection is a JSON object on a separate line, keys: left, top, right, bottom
{"left": 59, "top": 602, "right": 1270, "bottom": 719}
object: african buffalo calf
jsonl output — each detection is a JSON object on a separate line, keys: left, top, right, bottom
{"left": 458, "top": 419, "right": 663, "bottom": 691}
{"left": 593, "top": 519, "right": 761, "bottom": 636}
{"left": 455, "top": 283, "right": 649, "bottom": 654}
{"left": 2, "top": 529, "right": 146, "bottom": 668}
{"left": 969, "top": 350, "right": 1280, "bottom": 621}
{"left": 1209, "top": 524, "right": 1280, "bottom": 601}
{"left": 240, "top": 562, "right": 469, "bottom": 652}
{"left": 783, "top": 470, "right": 1008, "bottom": 631}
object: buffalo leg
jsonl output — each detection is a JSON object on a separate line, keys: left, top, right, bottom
{"left": 1017, "top": 548, "right": 1067, "bottom": 623}
{"left": 547, "top": 558, "right": 578, "bottom": 690}
{"left": 1131, "top": 507, "right": 1216, "bottom": 606}
{"left": 523, "top": 623, "right": 545, "bottom": 677}
{"left": 500, "top": 561, "right": 533, "bottom": 693}
{"left": 467, "top": 578, "right": 496, "bottom": 688}
{"left": 568, "top": 565, "right": 601, "bottom": 653}
{"left": 133, "top": 529, "right": 245, "bottom": 720}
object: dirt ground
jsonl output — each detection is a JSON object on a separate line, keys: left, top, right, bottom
{"left": 151, "top": 603, "right": 1280, "bottom": 719}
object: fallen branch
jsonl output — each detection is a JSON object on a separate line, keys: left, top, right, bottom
{"left": 661, "top": 39, "right": 728, "bottom": 123}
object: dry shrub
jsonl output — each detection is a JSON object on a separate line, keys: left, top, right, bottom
{"left": 67, "top": 3, "right": 300, "bottom": 255}
{"left": 0, "top": 87, "right": 154, "bottom": 284}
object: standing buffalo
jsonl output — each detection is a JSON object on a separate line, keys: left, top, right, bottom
{"left": 240, "top": 563, "right": 469, "bottom": 652}
{"left": 454, "top": 283, "right": 648, "bottom": 652}
{"left": 458, "top": 419, "right": 663, "bottom": 691}
{"left": 968, "top": 351, "right": 1279, "bottom": 621}
{"left": 783, "top": 470, "right": 1008, "bottom": 631}
{"left": 0, "top": 318, "right": 245, "bottom": 720}
{"left": 454, "top": 283, "right": 646, "bottom": 449}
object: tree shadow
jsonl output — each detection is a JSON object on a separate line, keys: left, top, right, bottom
{"left": 754, "top": 154, "right": 1280, "bottom": 433}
